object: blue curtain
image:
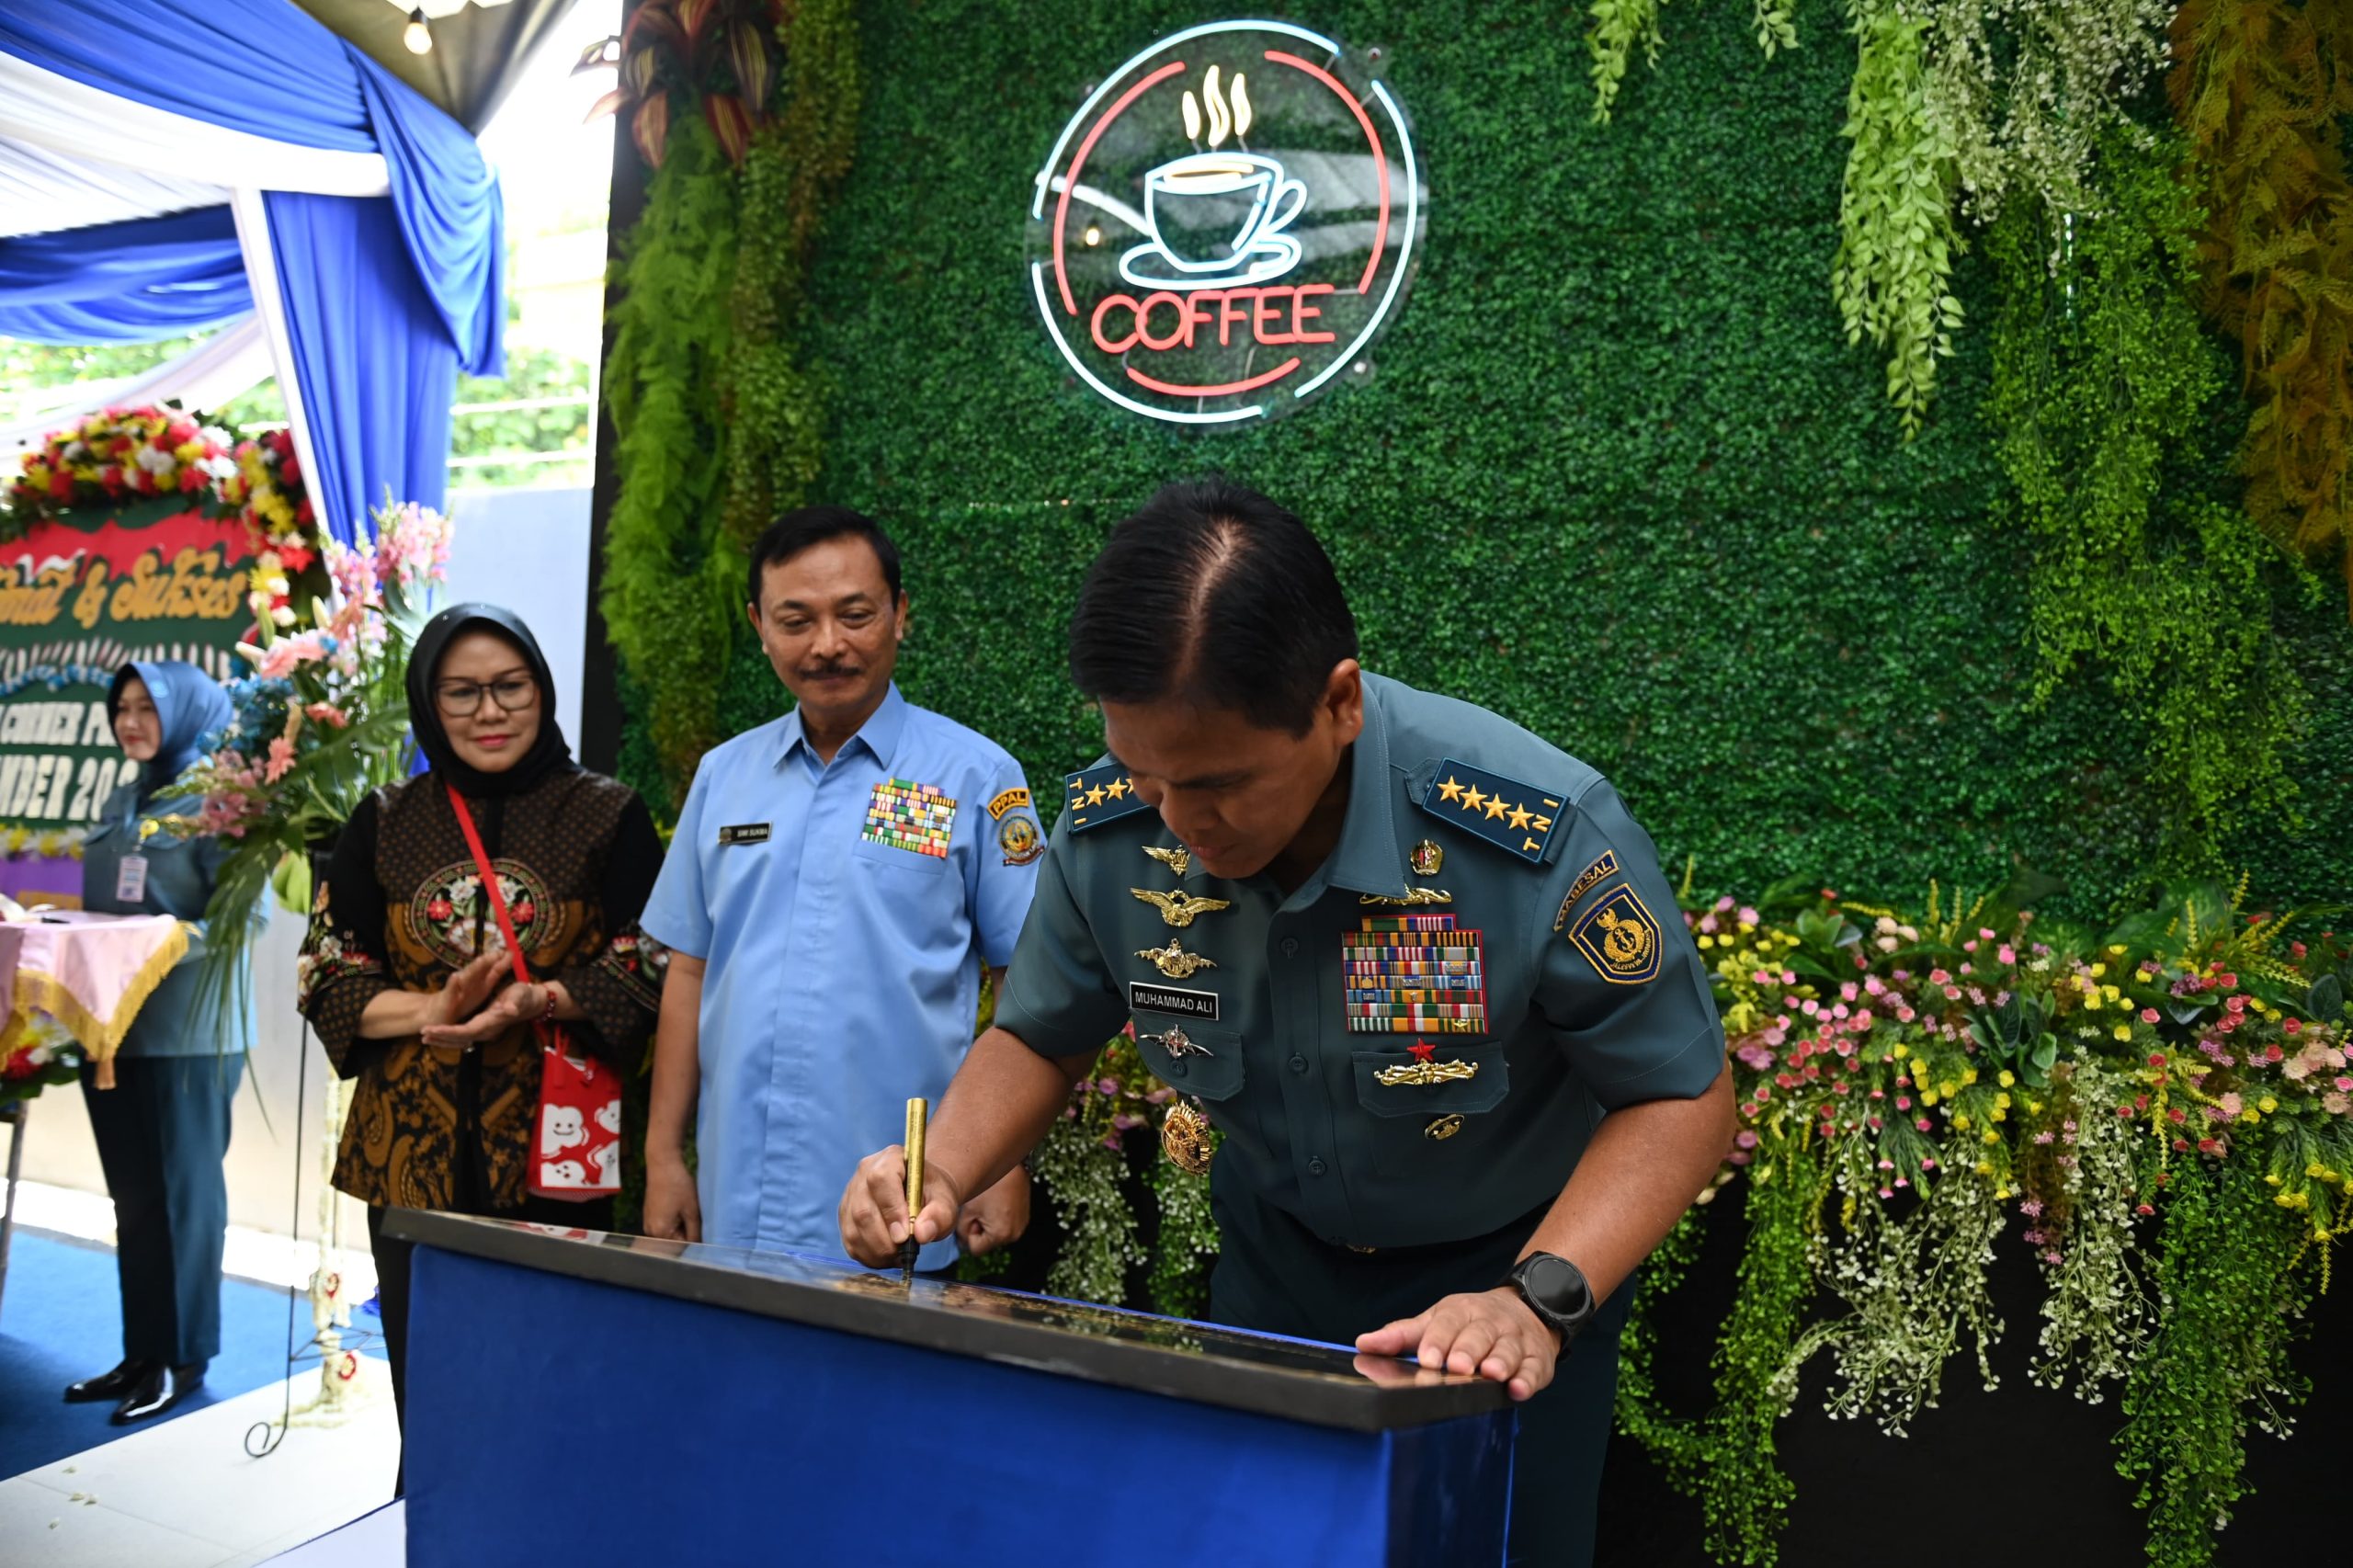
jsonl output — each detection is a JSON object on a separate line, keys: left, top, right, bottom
{"left": 0, "top": 0, "right": 503, "bottom": 376}
{"left": 0, "top": 207, "right": 252, "bottom": 344}
{"left": 263, "top": 191, "right": 456, "bottom": 543}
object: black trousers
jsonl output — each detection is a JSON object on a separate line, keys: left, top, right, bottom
{"left": 1208, "top": 1184, "right": 1631, "bottom": 1568}
{"left": 80, "top": 1053, "right": 242, "bottom": 1368}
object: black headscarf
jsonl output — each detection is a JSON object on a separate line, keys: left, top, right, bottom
{"left": 407, "top": 604, "right": 575, "bottom": 800}
{"left": 109, "top": 659, "right": 233, "bottom": 801}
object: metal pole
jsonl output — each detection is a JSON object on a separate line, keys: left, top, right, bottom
{"left": 0, "top": 1100, "right": 26, "bottom": 1324}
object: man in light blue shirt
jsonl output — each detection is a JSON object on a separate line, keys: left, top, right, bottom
{"left": 639, "top": 507, "right": 1040, "bottom": 1267}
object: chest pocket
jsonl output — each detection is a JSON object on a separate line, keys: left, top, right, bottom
{"left": 1350, "top": 1039, "right": 1510, "bottom": 1118}
{"left": 851, "top": 834, "right": 955, "bottom": 878}
{"left": 1133, "top": 1022, "right": 1245, "bottom": 1102}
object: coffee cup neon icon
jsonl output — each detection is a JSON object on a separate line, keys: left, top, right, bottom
{"left": 1121, "top": 152, "right": 1307, "bottom": 290}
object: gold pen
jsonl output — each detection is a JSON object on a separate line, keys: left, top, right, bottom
{"left": 900, "top": 1097, "right": 927, "bottom": 1283}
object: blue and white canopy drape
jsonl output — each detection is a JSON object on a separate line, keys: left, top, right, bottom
{"left": 0, "top": 0, "right": 506, "bottom": 543}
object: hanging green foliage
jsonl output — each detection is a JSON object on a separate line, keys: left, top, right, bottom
{"left": 599, "top": 3, "right": 863, "bottom": 812}
{"left": 1833, "top": 0, "right": 1964, "bottom": 437}
{"left": 2117, "top": 1156, "right": 2314, "bottom": 1567}
{"left": 1587, "top": 0, "right": 1669, "bottom": 123}
{"left": 1986, "top": 125, "right": 2311, "bottom": 876}
{"left": 599, "top": 113, "right": 741, "bottom": 815}
{"left": 2169, "top": 0, "right": 2353, "bottom": 611}
{"left": 720, "top": 0, "right": 862, "bottom": 558}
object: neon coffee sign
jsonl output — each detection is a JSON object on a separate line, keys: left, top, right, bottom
{"left": 1028, "top": 20, "right": 1425, "bottom": 426}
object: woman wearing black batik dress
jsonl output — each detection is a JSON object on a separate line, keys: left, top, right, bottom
{"left": 298, "top": 605, "right": 665, "bottom": 1471}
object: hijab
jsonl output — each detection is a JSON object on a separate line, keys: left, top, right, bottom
{"left": 406, "top": 603, "right": 575, "bottom": 800}
{"left": 108, "top": 659, "right": 233, "bottom": 801}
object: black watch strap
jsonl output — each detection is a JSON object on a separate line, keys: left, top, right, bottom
{"left": 1501, "top": 1252, "right": 1597, "bottom": 1346}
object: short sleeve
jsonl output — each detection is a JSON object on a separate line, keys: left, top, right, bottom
{"left": 1532, "top": 783, "right": 1724, "bottom": 1108}
{"left": 970, "top": 767, "right": 1043, "bottom": 969}
{"left": 992, "top": 824, "right": 1127, "bottom": 1059}
{"left": 639, "top": 756, "right": 714, "bottom": 960}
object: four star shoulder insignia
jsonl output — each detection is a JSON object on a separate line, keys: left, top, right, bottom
{"left": 1415, "top": 756, "right": 1567, "bottom": 865}
{"left": 1065, "top": 762, "right": 1152, "bottom": 831}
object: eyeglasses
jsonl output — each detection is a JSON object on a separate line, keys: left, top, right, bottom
{"left": 434, "top": 676, "right": 538, "bottom": 716}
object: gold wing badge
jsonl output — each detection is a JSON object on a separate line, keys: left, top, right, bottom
{"left": 1142, "top": 845, "right": 1191, "bottom": 877}
{"left": 1136, "top": 937, "right": 1218, "bottom": 980}
{"left": 1131, "top": 888, "right": 1233, "bottom": 927}
{"left": 1360, "top": 887, "right": 1452, "bottom": 908}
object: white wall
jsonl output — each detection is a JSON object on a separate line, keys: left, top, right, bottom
{"left": 16, "top": 486, "right": 595, "bottom": 1238}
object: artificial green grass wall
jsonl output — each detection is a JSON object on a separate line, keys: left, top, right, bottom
{"left": 632, "top": 0, "right": 2348, "bottom": 915}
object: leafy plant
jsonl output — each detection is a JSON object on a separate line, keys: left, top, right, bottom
{"left": 1587, "top": 0, "right": 1669, "bottom": 123}
{"left": 584, "top": 0, "right": 789, "bottom": 167}
{"left": 1987, "top": 125, "right": 2310, "bottom": 878}
{"left": 1833, "top": 0, "right": 1965, "bottom": 436}
{"left": 2169, "top": 0, "right": 2353, "bottom": 611}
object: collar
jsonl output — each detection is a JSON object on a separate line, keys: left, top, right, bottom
{"left": 1322, "top": 674, "right": 1408, "bottom": 899}
{"left": 778, "top": 681, "right": 909, "bottom": 771}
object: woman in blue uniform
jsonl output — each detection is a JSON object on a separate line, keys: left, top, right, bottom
{"left": 63, "top": 660, "right": 248, "bottom": 1425}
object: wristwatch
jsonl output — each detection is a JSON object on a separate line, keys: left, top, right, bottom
{"left": 1499, "top": 1252, "right": 1597, "bottom": 1349}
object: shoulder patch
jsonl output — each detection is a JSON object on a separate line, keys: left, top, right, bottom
{"left": 987, "top": 787, "right": 1032, "bottom": 820}
{"left": 1415, "top": 757, "right": 1566, "bottom": 864}
{"left": 1063, "top": 763, "right": 1152, "bottom": 832}
{"left": 1553, "top": 850, "right": 1620, "bottom": 930}
{"left": 1564, "top": 881, "right": 1663, "bottom": 984}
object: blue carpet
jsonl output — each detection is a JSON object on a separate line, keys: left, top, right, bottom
{"left": 0, "top": 1231, "right": 298, "bottom": 1479}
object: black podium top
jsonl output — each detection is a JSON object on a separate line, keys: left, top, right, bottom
{"left": 387, "top": 1210, "right": 1511, "bottom": 1433}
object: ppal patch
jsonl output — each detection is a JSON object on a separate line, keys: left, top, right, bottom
{"left": 862, "top": 779, "right": 957, "bottom": 858}
{"left": 1565, "top": 881, "right": 1662, "bottom": 984}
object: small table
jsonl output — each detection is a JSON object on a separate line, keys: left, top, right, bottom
{"left": 0, "top": 910, "right": 189, "bottom": 1088}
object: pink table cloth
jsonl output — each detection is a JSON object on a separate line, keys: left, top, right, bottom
{"left": 0, "top": 911, "right": 189, "bottom": 1087}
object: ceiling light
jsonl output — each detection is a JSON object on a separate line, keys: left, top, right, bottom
{"left": 404, "top": 8, "right": 432, "bottom": 54}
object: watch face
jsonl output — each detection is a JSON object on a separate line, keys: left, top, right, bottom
{"left": 1525, "top": 1256, "right": 1589, "bottom": 1315}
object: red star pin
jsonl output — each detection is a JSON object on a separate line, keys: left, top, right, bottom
{"left": 1408, "top": 1040, "right": 1437, "bottom": 1063}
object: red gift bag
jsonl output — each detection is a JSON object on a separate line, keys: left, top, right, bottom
{"left": 448, "top": 785, "right": 622, "bottom": 1201}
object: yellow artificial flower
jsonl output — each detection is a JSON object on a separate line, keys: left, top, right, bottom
{"left": 2090, "top": 962, "right": 2107, "bottom": 978}
{"left": 1892, "top": 1043, "right": 1909, "bottom": 1058}
{"left": 1954, "top": 1114, "right": 1972, "bottom": 1131}
{"left": 2086, "top": 994, "right": 2104, "bottom": 1010}
{"left": 2261, "top": 1097, "right": 2279, "bottom": 1115}
{"left": 1962, "top": 1068, "right": 1978, "bottom": 1085}
{"left": 1921, "top": 1089, "right": 1940, "bottom": 1107}
{"left": 1982, "top": 1131, "right": 1999, "bottom": 1145}
{"left": 1997, "top": 1070, "right": 2015, "bottom": 1087}
{"left": 2113, "top": 1025, "right": 2132, "bottom": 1041}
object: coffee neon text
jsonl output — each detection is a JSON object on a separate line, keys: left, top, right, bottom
{"left": 1089, "top": 283, "right": 1338, "bottom": 355}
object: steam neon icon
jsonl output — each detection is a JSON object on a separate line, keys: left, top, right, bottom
{"left": 1027, "top": 21, "right": 1425, "bottom": 425}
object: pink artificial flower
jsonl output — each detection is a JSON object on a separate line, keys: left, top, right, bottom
{"left": 1997, "top": 945, "right": 2017, "bottom": 965}
{"left": 264, "top": 736, "right": 296, "bottom": 784}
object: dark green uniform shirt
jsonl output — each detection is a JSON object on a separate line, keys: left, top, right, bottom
{"left": 996, "top": 672, "right": 1724, "bottom": 1250}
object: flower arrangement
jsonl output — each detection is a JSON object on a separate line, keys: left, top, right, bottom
{"left": 213, "top": 427, "right": 317, "bottom": 571}
{"left": 159, "top": 496, "right": 451, "bottom": 1002}
{"left": 2, "top": 405, "right": 234, "bottom": 531}
{"left": 0, "top": 1014, "right": 79, "bottom": 1109}
{"left": 1618, "top": 871, "right": 2351, "bottom": 1568}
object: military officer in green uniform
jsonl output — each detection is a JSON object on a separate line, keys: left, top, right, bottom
{"left": 840, "top": 479, "right": 1733, "bottom": 1564}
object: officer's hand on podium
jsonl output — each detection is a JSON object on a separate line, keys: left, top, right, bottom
{"left": 838, "top": 1145, "right": 966, "bottom": 1268}
{"left": 1354, "top": 1289, "right": 1559, "bottom": 1403}
{"left": 642, "top": 1150, "right": 701, "bottom": 1243}
{"left": 955, "top": 1165, "right": 1030, "bottom": 1257}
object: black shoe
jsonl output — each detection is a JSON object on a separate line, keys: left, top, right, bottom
{"left": 110, "top": 1361, "right": 204, "bottom": 1425}
{"left": 63, "top": 1358, "right": 156, "bottom": 1403}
